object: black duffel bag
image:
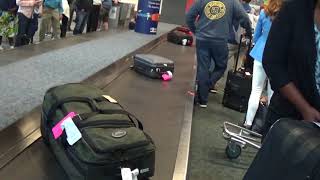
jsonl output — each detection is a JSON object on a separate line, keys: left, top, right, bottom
{"left": 167, "top": 27, "right": 193, "bottom": 46}
{"left": 41, "top": 83, "right": 156, "bottom": 180}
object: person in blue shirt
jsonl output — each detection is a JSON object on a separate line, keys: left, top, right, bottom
{"left": 243, "top": 0, "right": 282, "bottom": 128}
{"left": 39, "top": 0, "right": 64, "bottom": 41}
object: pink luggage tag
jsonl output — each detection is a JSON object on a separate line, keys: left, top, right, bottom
{"left": 52, "top": 112, "right": 77, "bottom": 139}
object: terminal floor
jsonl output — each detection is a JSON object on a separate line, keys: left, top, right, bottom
{"left": 188, "top": 72, "right": 258, "bottom": 179}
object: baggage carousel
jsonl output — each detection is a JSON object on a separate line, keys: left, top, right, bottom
{"left": 0, "top": 28, "right": 196, "bottom": 180}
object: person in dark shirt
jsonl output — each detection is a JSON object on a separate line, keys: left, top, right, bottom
{"left": 186, "top": 0, "right": 252, "bottom": 108}
{"left": 73, "top": 0, "right": 93, "bottom": 34}
{"left": 262, "top": 0, "right": 320, "bottom": 136}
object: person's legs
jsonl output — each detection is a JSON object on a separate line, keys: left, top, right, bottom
{"left": 68, "top": 0, "right": 76, "bottom": 30}
{"left": 100, "top": 7, "right": 110, "bottom": 31}
{"left": 79, "top": 11, "right": 89, "bottom": 33}
{"left": 208, "top": 42, "right": 229, "bottom": 88}
{"left": 27, "top": 14, "right": 39, "bottom": 44}
{"left": 51, "top": 10, "right": 61, "bottom": 39}
{"left": 244, "top": 61, "right": 267, "bottom": 127}
{"left": 91, "top": 5, "right": 100, "bottom": 31}
{"left": 60, "top": 14, "right": 68, "bottom": 38}
{"left": 39, "top": 9, "right": 52, "bottom": 41}
{"left": 196, "top": 40, "right": 212, "bottom": 106}
{"left": 73, "top": 10, "right": 88, "bottom": 34}
{"left": 8, "top": 37, "right": 14, "bottom": 47}
{"left": 86, "top": 8, "right": 93, "bottom": 32}
{"left": 15, "top": 13, "right": 31, "bottom": 47}
{"left": 0, "top": 36, "right": 3, "bottom": 50}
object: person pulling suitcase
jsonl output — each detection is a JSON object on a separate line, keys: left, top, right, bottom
{"left": 186, "top": 0, "right": 252, "bottom": 108}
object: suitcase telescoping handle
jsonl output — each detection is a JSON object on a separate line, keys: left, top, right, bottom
{"left": 234, "top": 34, "right": 252, "bottom": 73}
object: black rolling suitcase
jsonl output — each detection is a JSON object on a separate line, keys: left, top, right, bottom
{"left": 244, "top": 119, "right": 320, "bottom": 180}
{"left": 134, "top": 54, "right": 174, "bottom": 79}
{"left": 222, "top": 35, "right": 252, "bottom": 112}
{"left": 41, "top": 83, "right": 156, "bottom": 180}
{"left": 167, "top": 27, "right": 193, "bottom": 46}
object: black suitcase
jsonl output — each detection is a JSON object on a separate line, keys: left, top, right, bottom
{"left": 167, "top": 27, "right": 193, "bottom": 46}
{"left": 134, "top": 54, "right": 174, "bottom": 79}
{"left": 222, "top": 35, "right": 252, "bottom": 112}
{"left": 244, "top": 119, "right": 320, "bottom": 180}
{"left": 41, "top": 83, "right": 156, "bottom": 180}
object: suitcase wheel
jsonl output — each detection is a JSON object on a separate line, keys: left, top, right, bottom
{"left": 225, "top": 141, "right": 242, "bottom": 159}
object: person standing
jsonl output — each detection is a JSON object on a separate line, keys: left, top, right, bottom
{"left": 15, "top": 0, "right": 42, "bottom": 47}
{"left": 39, "top": 0, "right": 63, "bottom": 42}
{"left": 60, "top": 0, "right": 70, "bottom": 38}
{"left": 28, "top": 6, "right": 40, "bottom": 44}
{"left": 100, "top": 0, "right": 117, "bottom": 31}
{"left": 260, "top": 0, "right": 320, "bottom": 135}
{"left": 186, "top": 0, "right": 252, "bottom": 108}
{"left": 0, "top": 0, "right": 18, "bottom": 50}
{"left": 243, "top": 0, "right": 282, "bottom": 129}
{"left": 86, "top": 0, "right": 100, "bottom": 32}
{"left": 73, "top": 0, "right": 93, "bottom": 34}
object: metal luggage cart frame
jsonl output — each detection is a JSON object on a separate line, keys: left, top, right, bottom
{"left": 222, "top": 121, "right": 262, "bottom": 159}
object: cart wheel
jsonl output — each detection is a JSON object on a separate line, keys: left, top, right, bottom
{"left": 226, "top": 142, "right": 242, "bottom": 159}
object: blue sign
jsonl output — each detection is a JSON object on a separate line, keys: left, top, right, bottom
{"left": 135, "top": 0, "right": 161, "bottom": 35}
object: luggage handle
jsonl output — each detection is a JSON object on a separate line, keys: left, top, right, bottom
{"left": 46, "top": 97, "right": 99, "bottom": 122}
{"left": 234, "top": 34, "right": 252, "bottom": 73}
{"left": 74, "top": 109, "right": 144, "bottom": 131}
{"left": 99, "top": 109, "right": 144, "bottom": 130}
{"left": 47, "top": 96, "right": 144, "bottom": 130}
{"left": 94, "top": 96, "right": 144, "bottom": 130}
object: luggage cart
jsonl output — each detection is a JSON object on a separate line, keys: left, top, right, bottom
{"left": 222, "top": 121, "right": 262, "bottom": 159}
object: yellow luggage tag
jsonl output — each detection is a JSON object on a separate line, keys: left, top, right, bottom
{"left": 102, "top": 95, "right": 118, "bottom": 104}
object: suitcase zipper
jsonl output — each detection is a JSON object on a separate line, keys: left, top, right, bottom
{"left": 77, "top": 119, "right": 134, "bottom": 129}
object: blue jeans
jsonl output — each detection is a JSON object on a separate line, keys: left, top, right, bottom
{"left": 73, "top": 10, "right": 89, "bottom": 35}
{"left": 196, "top": 40, "right": 228, "bottom": 104}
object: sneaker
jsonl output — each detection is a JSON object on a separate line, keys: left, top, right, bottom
{"left": 199, "top": 104, "right": 208, "bottom": 108}
{"left": 0, "top": 46, "right": 4, "bottom": 51}
{"left": 9, "top": 46, "right": 14, "bottom": 49}
{"left": 210, "top": 86, "right": 218, "bottom": 93}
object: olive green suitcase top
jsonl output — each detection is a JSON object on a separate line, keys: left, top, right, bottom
{"left": 41, "top": 83, "right": 155, "bottom": 180}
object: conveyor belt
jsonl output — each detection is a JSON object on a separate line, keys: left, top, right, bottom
{"left": 0, "top": 41, "right": 196, "bottom": 180}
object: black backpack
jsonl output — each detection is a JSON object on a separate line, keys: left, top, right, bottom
{"left": 41, "top": 83, "right": 156, "bottom": 180}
